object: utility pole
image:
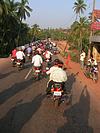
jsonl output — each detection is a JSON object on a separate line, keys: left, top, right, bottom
{"left": 92, "top": 0, "right": 95, "bottom": 22}
{"left": 88, "top": 0, "right": 96, "bottom": 58}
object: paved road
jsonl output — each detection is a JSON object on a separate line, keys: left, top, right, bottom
{"left": 0, "top": 58, "right": 100, "bottom": 133}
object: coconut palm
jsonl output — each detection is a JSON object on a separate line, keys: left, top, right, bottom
{"left": 16, "top": 0, "right": 32, "bottom": 46}
{"left": 73, "top": 17, "right": 89, "bottom": 50}
{"left": 73, "top": 0, "right": 87, "bottom": 19}
{"left": 67, "top": 17, "right": 89, "bottom": 57}
{"left": 17, "top": 0, "right": 32, "bottom": 21}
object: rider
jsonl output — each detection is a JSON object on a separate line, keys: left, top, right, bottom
{"left": 46, "top": 59, "right": 67, "bottom": 95}
{"left": 43, "top": 48, "right": 53, "bottom": 69}
{"left": 16, "top": 47, "right": 25, "bottom": 63}
{"left": 43, "top": 48, "right": 53, "bottom": 61}
{"left": 32, "top": 50, "right": 43, "bottom": 69}
{"left": 11, "top": 48, "right": 17, "bottom": 59}
{"left": 26, "top": 45, "right": 32, "bottom": 56}
{"left": 46, "top": 59, "right": 60, "bottom": 75}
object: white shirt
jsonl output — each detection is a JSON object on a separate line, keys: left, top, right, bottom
{"left": 16, "top": 51, "right": 25, "bottom": 60}
{"left": 50, "top": 67, "right": 67, "bottom": 82}
{"left": 32, "top": 54, "right": 43, "bottom": 67}
{"left": 43, "top": 50, "right": 53, "bottom": 59}
{"left": 80, "top": 52, "right": 86, "bottom": 61}
{"left": 46, "top": 66, "right": 58, "bottom": 75}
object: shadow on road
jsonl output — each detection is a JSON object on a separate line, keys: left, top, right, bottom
{"left": 23, "top": 63, "right": 32, "bottom": 70}
{"left": 0, "top": 78, "right": 34, "bottom": 104}
{"left": 65, "top": 72, "right": 78, "bottom": 93}
{"left": 0, "top": 93, "right": 45, "bottom": 133}
{"left": 57, "top": 85, "right": 93, "bottom": 133}
{"left": 0, "top": 71, "right": 15, "bottom": 79}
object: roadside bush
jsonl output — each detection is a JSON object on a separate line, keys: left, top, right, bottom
{"left": 70, "top": 52, "right": 78, "bottom": 63}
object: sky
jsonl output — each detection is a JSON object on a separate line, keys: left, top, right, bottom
{"left": 23, "top": 0, "right": 100, "bottom": 29}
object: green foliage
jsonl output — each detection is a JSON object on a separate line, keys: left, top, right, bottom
{"left": 0, "top": 0, "right": 32, "bottom": 56}
{"left": 73, "top": 0, "right": 87, "bottom": 19}
{"left": 28, "top": 28, "right": 67, "bottom": 41}
{"left": 67, "top": 17, "right": 90, "bottom": 55}
{"left": 70, "top": 52, "right": 78, "bottom": 62}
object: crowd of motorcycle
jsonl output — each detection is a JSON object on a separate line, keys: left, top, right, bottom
{"left": 11, "top": 40, "right": 59, "bottom": 70}
{"left": 10, "top": 40, "right": 69, "bottom": 107}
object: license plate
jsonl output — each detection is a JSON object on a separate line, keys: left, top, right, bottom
{"left": 11, "top": 59, "right": 14, "bottom": 61}
{"left": 54, "top": 91, "right": 62, "bottom": 96}
{"left": 35, "top": 70, "right": 40, "bottom": 73}
{"left": 17, "top": 62, "right": 20, "bottom": 65}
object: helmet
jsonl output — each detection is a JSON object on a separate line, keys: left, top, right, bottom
{"left": 58, "top": 60, "right": 64, "bottom": 67}
{"left": 53, "top": 59, "right": 60, "bottom": 65}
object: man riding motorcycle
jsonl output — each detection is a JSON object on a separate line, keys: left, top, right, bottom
{"left": 16, "top": 47, "right": 25, "bottom": 65}
{"left": 43, "top": 48, "right": 53, "bottom": 69}
{"left": 26, "top": 45, "right": 32, "bottom": 59}
{"left": 46, "top": 59, "right": 67, "bottom": 95}
{"left": 32, "top": 50, "right": 43, "bottom": 74}
{"left": 43, "top": 48, "right": 53, "bottom": 61}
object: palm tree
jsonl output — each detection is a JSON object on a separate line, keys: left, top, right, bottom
{"left": 73, "top": 17, "right": 89, "bottom": 50}
{"left": 16, "top": 0, "right": 32, "bottom": 46}
{"left": 0, "top": 0, "right": 32, "bottom": 55}
{"left": 17, "top": 0, "right": 32, "bottom": 21}
{"left": 67, "top": 17, "right": 89, "bottom": 60}
{"left": 73, "top": 0, "right": 87, "bottom": 19}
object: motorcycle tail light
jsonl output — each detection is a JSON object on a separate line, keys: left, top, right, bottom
{"left": 51, "top": 88, "right": 54, "bottom": 92}
{"left": 34, "top": 67, "right": 39, "bottom": 70}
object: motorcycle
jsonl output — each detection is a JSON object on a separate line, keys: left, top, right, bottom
{"left": 51, "top": 83, "right": 64, "bottom": 107}
{"left": 11, "top": 57, "right": 16, "bottom": 67}
{"left": 45, "top": 58, "right": 52, "bottom": 70}
{"left": 84, "top": 65, "right": 98, "bottom": 83}
{"left": 33, "top": 66, "right": 41, "bottom": 80}
{"left": 16, "top": 59, "right": 23, "bottom": 71}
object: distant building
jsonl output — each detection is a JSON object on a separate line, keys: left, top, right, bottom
{"left": 90, "top": 35, "right": 100, "bottom": 62}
